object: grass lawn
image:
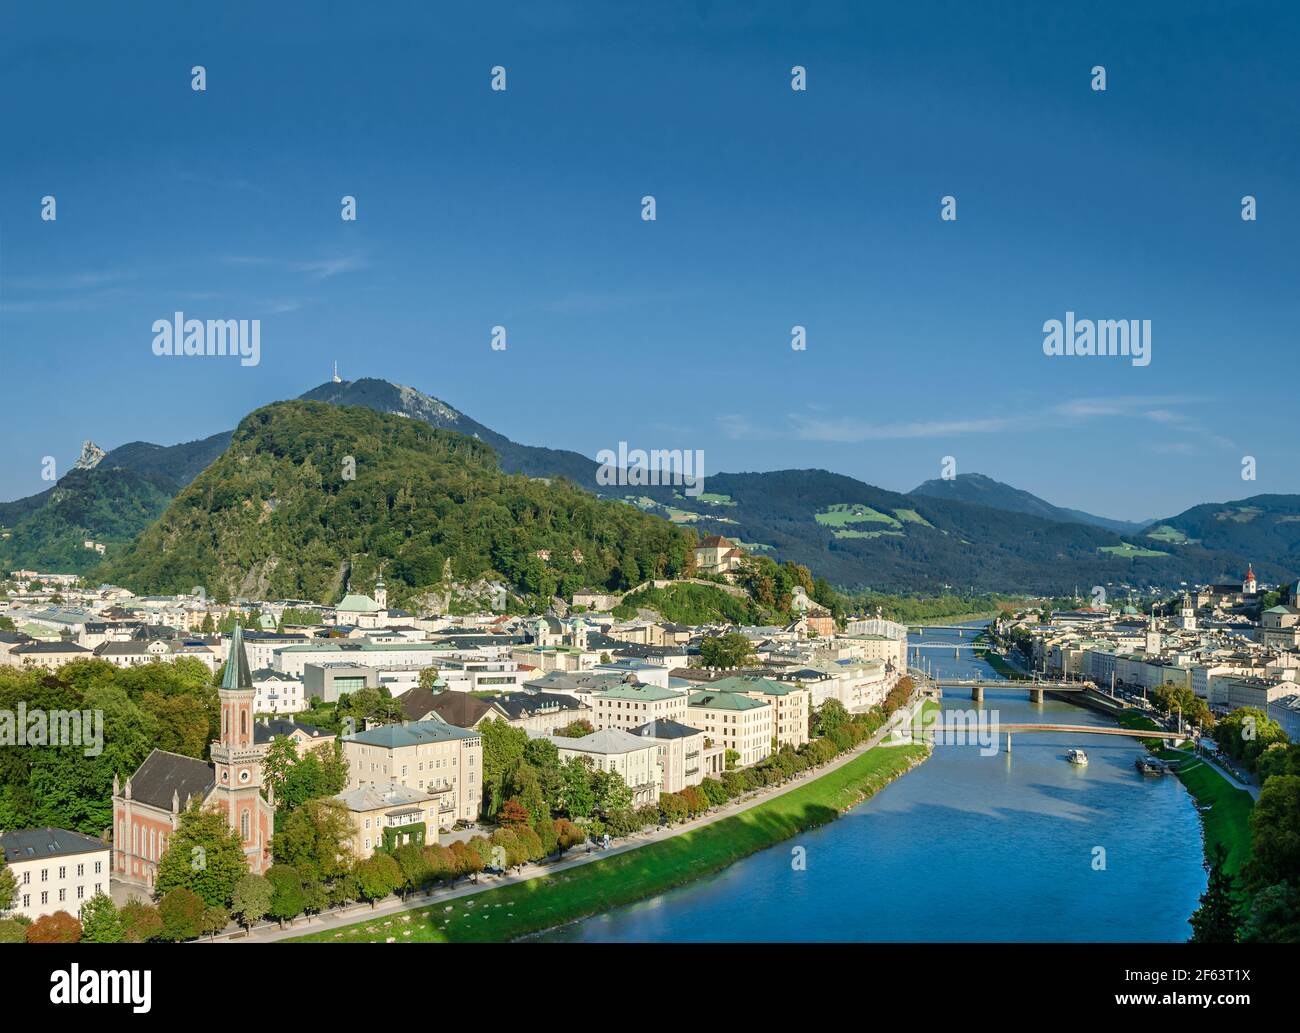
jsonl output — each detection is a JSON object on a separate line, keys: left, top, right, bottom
{"left": 892, "top": 508, "right": 934, "bottom": 527}
{"left": 288, "top": 740, "right": 930, "bottom": 943}
{"left": 815, "top": 504, "right": 902, "bottom": 529}
{"left": 1099, "top": 543, "right": 1170, "bottom": 558}
{"left": 1115, "top": 711, "right": 1254, "bottom": 877}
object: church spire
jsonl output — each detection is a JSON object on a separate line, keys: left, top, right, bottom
{"left": 221, "top": 621, "right": 254, "bottom": 691}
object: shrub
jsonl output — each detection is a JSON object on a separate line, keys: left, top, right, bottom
{"left": 159, "top": 887, "right": 207, "bottom": 942}
{"left": 0, "top": 919, "right": 26, "bottom": 943}
{"left": 120, "top": 898, "right": 163, "bottom": 943}
{"left": 26, "top": 910, "right": 82, "bottom": 943}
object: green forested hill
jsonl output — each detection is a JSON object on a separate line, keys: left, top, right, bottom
{"left": 97, "top": 401, "right": 695, "bottom": 604}
{"left": 0, "top": 466, "right": 174, "bottom": 574}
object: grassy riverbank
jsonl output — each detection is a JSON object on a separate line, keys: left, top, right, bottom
{"left": 1115, "top": 711, "right": 1254, "bottom": 877}
{"left": 289, "top": 738, "right": 931, "bottom": 943}
{"left": 973, "top": 647, "right": 1029, "bottom": 680}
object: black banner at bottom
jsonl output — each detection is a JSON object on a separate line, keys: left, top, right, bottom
{"left": 0, "top": 941, "right": 1283, "bottom": 1020}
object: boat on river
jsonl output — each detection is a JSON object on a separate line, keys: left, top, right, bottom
{"left": 1136, "top": 756, "right": 1167, "bottom": 776}
{"left": 1066, "top": 748, "right": 1088, "bottom": 766}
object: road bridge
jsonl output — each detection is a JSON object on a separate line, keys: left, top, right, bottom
{"left": 923, "top": 720, "right": 1190, "bottom": 754}
{"left": 930, "top": 677, "right": 1095, "bottom": 703}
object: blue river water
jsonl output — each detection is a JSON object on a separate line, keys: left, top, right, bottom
{"left": 541, "top": 623, "right": 1208, "bottom": 942}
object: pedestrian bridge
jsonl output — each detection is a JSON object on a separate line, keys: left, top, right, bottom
{"left": 920, "top": 721, "right": 1190, "bottom": 753}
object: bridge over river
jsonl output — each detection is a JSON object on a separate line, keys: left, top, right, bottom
{"left": 922, "top": 720, "right": 1191, "bottom": 754}
{"left": 931, "top": 676, "right": 1094, "bottom": 703}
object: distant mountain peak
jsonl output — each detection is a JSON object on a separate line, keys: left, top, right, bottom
{"left": 910, "top": 471, "right": 1146, "bottom": 534}
{"left": 73, "top": 440, "right": 107, "bottom": 472}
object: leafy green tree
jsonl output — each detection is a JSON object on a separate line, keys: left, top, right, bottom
{"left": 659, "top": 792, "right": 689, "bottom": 824}
{"left": 159, "top": 887, "right": 207, "bottom": 942}
{"left": 1246, "top": 774, "right": 1300, "bottom": 890}
{"left": 479, "top": 718, "right": 529, "bottom": 817}
{"left": 119, "top": 897, "right": 163, "bottom": 943}
{"left": 155, "top": 803, "right": 250, "bottom": 907}
{"left": 355, "top": 853, "right": 401, "bottom": 906}
{"left": 0, "top": 919, "right": 27, "bottom": 943}
{"left": 1188, "top": 844, "right": 1240, "bottom": 943}
{"left": 554, "top": 719, "right": 594, "bottom": 738}
{"left": 591, "top": 768, "right": 634, "bottom": 816}
{"left": 558, "top": 756, "right": 596, "bottom": 818}
{"left": 202, "top": 905, "right": 230, "bottom": 938}
{"left": 230, "top": 874, "right": 273, "bottom": 933}
{"left": 815, "top": 699, "right": 850, "bottom": 736}
{"left": 1213, "top": 708, "right": 1289, "bottom": 771}
{"left": 510, "top": 764, "right": 549, "bottom": 825}
{"left": 1239, "top": 883, "right": 1300, "bottom": 942}
{"left": 79, "top": 893, "right": 125, "bottom": 943}
{"left": 272, "top": 797, "right": 353, "bottom": 883}
{"left": 0, "top": 859, "right": 15, "bottom": 912}
{"left": 698, "top": 633, "right": 755, "bottom": 669}
{"left": 264, "top": 740, "right": 348, "bottom": 815}
{"left": 418, "top": 666, "right": 440, "bottom": 690}
{"left": 1256, "top": 742, "right": 1300, "bottom": 782}
{"left": 265, "top": 864, "right": 306, "bottom": 925}
{"left": 392, "top": 844, "right": 431, "bottom": 897}
{"left": 534, "top": 817, "right": 558, "bottom": 856}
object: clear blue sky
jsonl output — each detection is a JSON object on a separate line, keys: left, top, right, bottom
{"left": 2, "top": 1, "right": 1297, "bottom": 520}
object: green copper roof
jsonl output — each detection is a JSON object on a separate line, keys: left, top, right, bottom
{"left": 221, "top": 623, "right": 254, "bottom": 691}
{"left": 337, "top": 593, "right": 380, "bottom": 612}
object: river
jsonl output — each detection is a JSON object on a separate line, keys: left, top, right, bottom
{"left": 540, "top": 623, "right": 1208, "bottom": 942}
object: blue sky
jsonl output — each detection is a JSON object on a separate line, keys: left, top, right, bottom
{"left": 1, "top": 0, "right": 1297, "bottom": 520}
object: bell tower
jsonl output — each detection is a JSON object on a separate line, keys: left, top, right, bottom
{"left": 210, "top": 623, "right": 270, "bottom": 871}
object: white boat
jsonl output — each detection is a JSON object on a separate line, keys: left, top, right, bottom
{"left": 1066, "top": 748, "right": 1089, "bottom": 766}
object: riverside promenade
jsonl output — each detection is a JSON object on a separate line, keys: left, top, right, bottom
{"left": 213, "top": 695, "right": 928, "bottom": 944}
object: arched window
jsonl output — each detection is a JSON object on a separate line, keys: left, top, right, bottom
{"left": 240, "top": 709, "right": 248, "bottom": 740}
{"left": 240, "top": 810, "right": 249, "bottom": 841}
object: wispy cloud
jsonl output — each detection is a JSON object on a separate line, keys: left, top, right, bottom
{"left": 787, "top": 414, "right": 1018, "bottom": 442}
{"left": 224, "top": 254, "right": 368, "bottom": 280}
{"left": 719, "top": 393, "right": 1233, "bottom": 452}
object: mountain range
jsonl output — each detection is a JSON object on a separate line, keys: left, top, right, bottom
{"left": 909, "top": 473, "right": 1150, "bottom": 534}
{"left": 2, "top": 376, "right": 1296, "bottom": 596}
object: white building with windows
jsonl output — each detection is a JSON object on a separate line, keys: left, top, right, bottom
{"left": 0, "top": 827, "right": 111, "bottom": 922}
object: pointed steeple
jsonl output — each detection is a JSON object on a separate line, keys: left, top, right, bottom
{"left": 221, "top": 621, "right": 254, "bottom": 690}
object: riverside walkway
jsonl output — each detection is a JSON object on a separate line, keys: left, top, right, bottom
{"left": 212, "top": 695, "right": 930, "bottom": 944}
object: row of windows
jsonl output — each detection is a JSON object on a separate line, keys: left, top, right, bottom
{"left": 19, "top": 882, "right": 102, "bottom": 908}
{"left": 22, "top": 860, "right": 103, "bottom": 884}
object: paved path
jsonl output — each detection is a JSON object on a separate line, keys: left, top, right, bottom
{"left": 214, "top": 697, "right": 925, "bottom": 944}
{"left": 1166, "top": 748, "right": 1261, "bottom": 801}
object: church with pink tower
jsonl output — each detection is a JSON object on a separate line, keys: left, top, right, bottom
{"left": 111, "top": 623, "right": 275, "bottom": 892}
{"left": 1244, "top": 563, "right": 1258, "bottom": 595}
